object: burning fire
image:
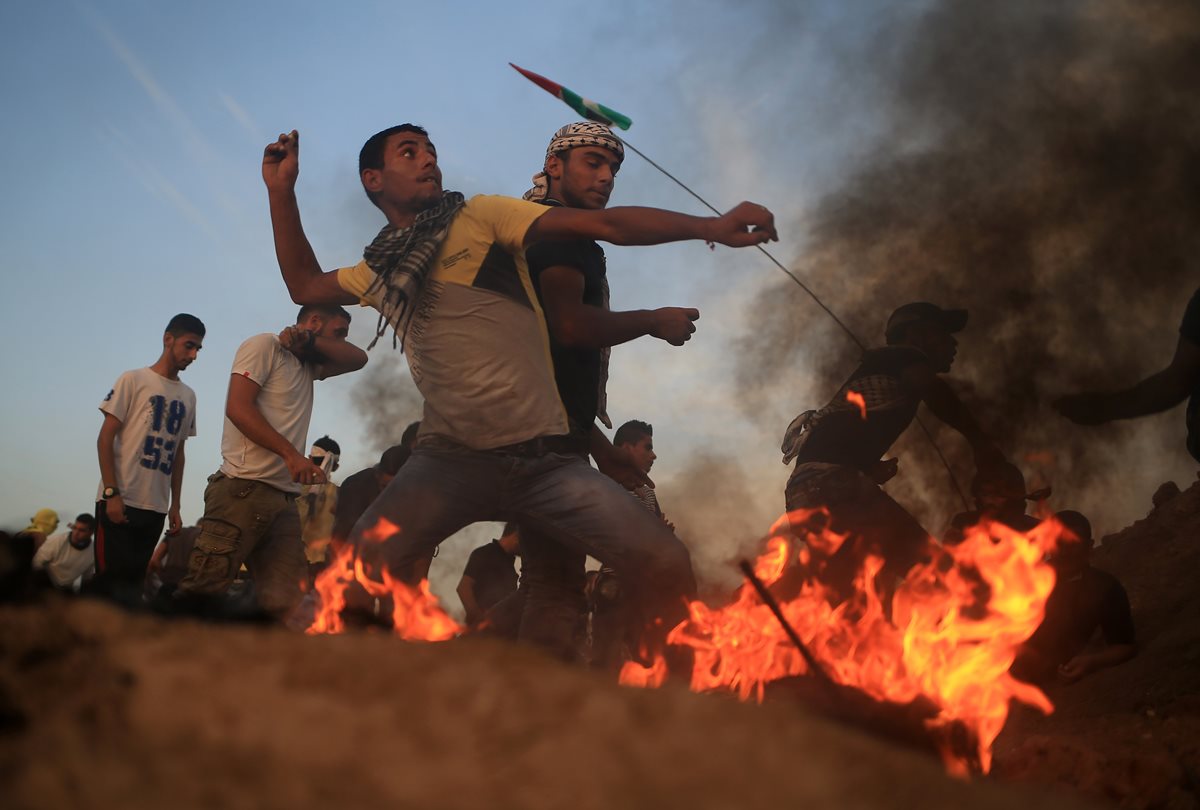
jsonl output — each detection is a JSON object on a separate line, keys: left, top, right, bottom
{"left": 619, "top": 653, "right": 668, "bottom": 688}
{"left": 306, "top": 518, "right": 461, "bottom": 641}
{"left": 845, "top": 389, "right": 868, "bottom": 419}
{"left": 647, "top": 510, "right": 1063, "bottom": 775}
{"left": 303, "top": 513, "right": 1061, "bottom": 776}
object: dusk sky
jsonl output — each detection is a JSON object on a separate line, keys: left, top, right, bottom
{"left": 3, "top": 1, "right": 1191, "bottom": 605}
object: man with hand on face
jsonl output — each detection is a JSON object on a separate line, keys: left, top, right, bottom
{"left": 261, "top": 124, "right": 776, "bottom": 648}
{"left": 174, "top": 305, "right": 366, "bottom": 618}
{"left": 95, "top": 313, "right": 204, "bottom": 604}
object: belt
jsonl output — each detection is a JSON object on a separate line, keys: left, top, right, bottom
{"left": 489, "top": 434, "right": 586, "bottom": 458}
{"left": 419, "top": 433, "right": 586, "bottom": 458}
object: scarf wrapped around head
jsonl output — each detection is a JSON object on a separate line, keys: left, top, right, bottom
{"left": 523, "top": 122, "right": 625, "bottom": 201}
{"left": 362, "top": 190, "right": 465, "bottom": 350}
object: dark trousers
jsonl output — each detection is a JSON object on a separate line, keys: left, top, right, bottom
{"left": 483, "top": 527, "right": 588, "bottom": 661}
{"left": 92, "top": 500, "right": 165, "bottom": 605}
{"left": 784, "top": 463, "right": 933, "bottom": 599}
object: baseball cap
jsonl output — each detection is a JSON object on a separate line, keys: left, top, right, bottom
{"left": 884, "top": 302, "right": 968, "bottom": 342}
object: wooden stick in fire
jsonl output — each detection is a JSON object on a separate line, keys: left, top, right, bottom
{"left": 737, "top": 560, "right": 839, "bottom": 696}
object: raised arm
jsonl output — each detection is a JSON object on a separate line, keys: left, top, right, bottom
{"left": 312, "top": 334, "right": 368, "bottom": 379}
{"left": 225, "top": 374, "right": 327, "bottom": 486}
{"left": 279, "top": 326, "right": 368, "bottom": 380}
{"left": 1055, "top": 335, "right": 1200, "bottom": 425}
{"left": 524, "top": 201, "right": 777, "bottom": 249}
{"left": 263, "top": 131, "right": 359, "bottom": 306}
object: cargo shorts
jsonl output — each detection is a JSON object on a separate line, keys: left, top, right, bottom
{"left": 176, "top": 472, "right": 307, "bottom": 618}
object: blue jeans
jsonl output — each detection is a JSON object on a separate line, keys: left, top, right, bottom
{"left": 347, "top": 443, "right": 696, "bottom": 631}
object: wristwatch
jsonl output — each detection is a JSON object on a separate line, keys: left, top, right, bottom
{"left": 102, "top": 486, "right": 120, "bottom": 500}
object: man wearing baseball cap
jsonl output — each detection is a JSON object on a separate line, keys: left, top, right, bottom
{"left": 781, "top": 301, "right": 1004, "bottom": 598}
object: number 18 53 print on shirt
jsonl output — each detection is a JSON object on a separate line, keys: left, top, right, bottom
{"left": 140, "top": 394, "right": 187, "bottom": 475}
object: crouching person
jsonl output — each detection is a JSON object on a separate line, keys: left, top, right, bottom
{"left": 1012, "top": 510, "right": 1136, "bottom": 685}
{"left": 175, "top": 306, "right": 366, "bottom": 619}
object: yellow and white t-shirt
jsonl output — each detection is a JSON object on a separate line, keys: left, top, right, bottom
{"left": 338, "top": 195, "right": 568, "bottom": 450}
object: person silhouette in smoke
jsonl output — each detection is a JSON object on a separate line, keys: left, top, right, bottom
{"left": 1056, "top": 287, "right": 1200, "bottom": 462}
{"left": 781, "top": 302, "right": 1005, "bottom": 598}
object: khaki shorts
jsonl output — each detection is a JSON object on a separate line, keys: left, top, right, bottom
{"left": 176, "top": 473, "right": 307, "bottom": 617}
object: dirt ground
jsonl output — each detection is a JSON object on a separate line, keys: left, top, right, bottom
{"left": 0, "top": 601, "right": 1084, "bottom": 810}
{"left": 993, "top": 478, "right": 1200, "bottom": 809}
{"left": 1, "top": 481, "right": 1194, "bottom": 809}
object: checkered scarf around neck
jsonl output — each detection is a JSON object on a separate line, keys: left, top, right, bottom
{"left": 362, "top": 190, "right": 465, "bottom": 350}
{"left": 522, "top": 121, "right": 625, "bottom": 202}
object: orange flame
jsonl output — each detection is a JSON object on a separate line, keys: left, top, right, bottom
{"left": 656, "top": 513, "right": 1064, "bottom": 775}
{"left": 619, "top": 653, "right": 668, "bottom": 688}
{"left": 845, "top": 390, "right": 867, "bottom": 419}
{"left": 306, "top": 518, "right": 461, "bottom": 641}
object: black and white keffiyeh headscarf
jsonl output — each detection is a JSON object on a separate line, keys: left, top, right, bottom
{"left": 362, "top": 190, "right": 465, "bottom": 350}
{"left": 523, "top": 122, "right": 625, "bottom": 202}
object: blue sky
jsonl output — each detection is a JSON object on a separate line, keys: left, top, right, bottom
{"left": 0, "top": 0, "right": 887, "bottom": 568}
{"left": 5, "top": 1, "right": 1186, "bottom": 605}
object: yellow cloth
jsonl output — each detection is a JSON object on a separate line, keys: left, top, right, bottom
{"left": 25, "top": 508, "right": 59, "bottom": 535}
{"left": 338, "top": 195, "right": 568, "bottom": 450}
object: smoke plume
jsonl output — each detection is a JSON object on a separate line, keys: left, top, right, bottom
{"left": 734, "top": 0, "right": 1200, "bottom": 533}
{"left": 351, "top": 350, "right": 423, "bottom": 455}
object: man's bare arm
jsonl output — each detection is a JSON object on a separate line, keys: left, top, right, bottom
{"left": 97, "top": 413, "right": 128, "bottom": 524}
{"left": 525, "top": 201, "right": 777, "bottom": 249}
{"left": 590, "top": 425, "right": 652, "bottom": 491}
{"left": 903, "top": 366, "right": 999, "bottom": 458}
{"left": 1055, "top": 336, "right": 1200, "bottom": 425}
{"left": 1058, "top": 643, "right": 1136, "bottom": 683}
{"left": 226, "top": 374, "right": 326, "bottom": 486}
{"left": 311, "top": 335, "right": 368, "bottom": 379}
{"left": 538, "top": 265, "right": 699, "bottom": 349}
{"left": 263, "top": 131, "right": 359, "bottom": 306}
{"left": 168, "top": 439, "right": 186, "bottom": 534}
{"left": 457, "top": 575, "right": 481, "bottom": 624}
{"left": 281, "top": 327, "right": 369, "bottom": 380}
{"left": 98, "top": 413, "right": 122, "bottom": 491}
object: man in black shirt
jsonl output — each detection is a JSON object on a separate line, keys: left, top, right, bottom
{"left": 944, "top": 461, "right": 1047, "bottom": 545}
{"left": 516, "top": 122, "right": 702, "bottom": 660}
{"left": 1056, "top": 288, "right": 1200, "bottom": 461}
{"left": 782, "top": 302, "right": 1003, "bottom": 596}
{"left": 1012, "top": 510, "right": 1136, "bottom": 685}
{"left": 332, "top": 443, "right": 411, "bottom": 546}
{"left": 458, "top": 523, "right": 520, "bottom": 627}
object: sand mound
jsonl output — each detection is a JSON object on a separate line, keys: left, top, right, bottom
{"left": 0, "top": 596, "right": 1081, "bottom": 810}
{"left": 994, "top": 479, "right": 1200, "bottom": 808}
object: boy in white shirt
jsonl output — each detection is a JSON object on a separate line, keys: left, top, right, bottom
{"left": 95, "top": 313, "right": 204, "bottom": 604}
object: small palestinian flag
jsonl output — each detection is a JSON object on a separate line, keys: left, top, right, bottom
{"left": 509, "top": 63, "right": 632, "bottom": 131}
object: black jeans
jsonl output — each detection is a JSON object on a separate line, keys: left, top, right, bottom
{"left": 91, "top": 500, "right": 165, "bottom": 605}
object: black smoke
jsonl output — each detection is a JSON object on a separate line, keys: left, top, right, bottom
{"left": 733, "top": 0, "right": 1200, "bottom": 533}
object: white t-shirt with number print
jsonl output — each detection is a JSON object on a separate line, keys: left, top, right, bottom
{"left": 97, "top": 367, "right": 198, "bottom": 513}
